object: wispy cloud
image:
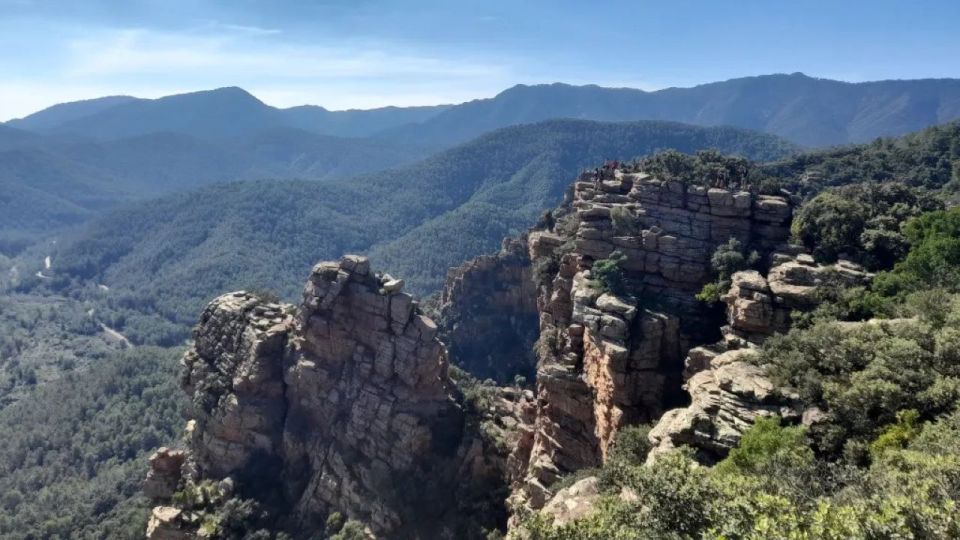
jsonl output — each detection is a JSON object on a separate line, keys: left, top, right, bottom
{"left": 0, "top": 23, "right": 517, "bottom": 119}
{"left": 64, "top": 27, "right": 507, "bottom": 80}
{"left": 207, "top": 22, "right": 283, "bottom": 36}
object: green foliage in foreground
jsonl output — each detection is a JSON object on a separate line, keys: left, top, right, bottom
{"left": 697, "top": 238, "right": 759, "bottom": 303}
{"left": 791, "top": 182, "right": 942, "bottom": 268}
{"left": 524, "top": 202, "right": 960, "bottom": 539}
{"left": 0, "top": 347, "right": 182, "bottom": 539}
{"left": 522, "top": 414, "right": 960, "bottom": 539}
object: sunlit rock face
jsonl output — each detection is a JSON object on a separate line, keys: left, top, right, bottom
{"left": 507, "top": 167, "right": 794, "bottom": 514}
{"left": 146, "top": 256, "right": 520, "bottom": 538}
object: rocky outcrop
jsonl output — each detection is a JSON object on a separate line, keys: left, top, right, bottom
{"left": 647, "top": 348, "right": 801, "bottom": 463}
{"left": 508, "top": 168, "right": 793, "bottom": 512}
{"left": 146, "top": 507, "right": 190, "bottom": 540}
{"left": 146, "top": 256, "right": 512, "bottom": 539}
{"left": 144, "top": 448, "right": 187, "bottom": 500}
{"left": 647, "top": 253, "right": 870, "bottom": 462}
{"left": 722, "top": 252, "right": 870, "bottom": 344}
{"left": 439, "top": 237, "right": 539, "bottom": 383}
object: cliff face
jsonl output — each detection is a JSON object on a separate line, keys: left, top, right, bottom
{"left": 147, "top": 256, "right": 512, "bottom": 539}
{"left": 508, "top": 169, "right": 793, "bottom": 510}
{"left": 647, "top": 251, "right": 870, "bottom": 463}
{"left": 438, "top": 237, "right": 539, "bottom": 383}
{"left": 146, "top": 164, "right": 823, "bottom": 537}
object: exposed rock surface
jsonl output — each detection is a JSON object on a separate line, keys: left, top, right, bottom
{"left": 146, "top": 506, "right": 190, "bottom": 540}
{"left": 508, "top": 168, "right": 793, "bottom": 513}
{"left": 722, "top": 252, "right": 871, "bottom": 344}
{"left": 647, "top": 347, "right": 801, "bottom": 463}
{"left": 648, "top": 253, "right": 870, "bottom": 462}
{"left": 143, "top": 448, "right": 187, "bottom": 500}
{"left": 538, "top": 476, "right": 602, "bottom": 527}
{"left": 439, "top": 237, "right": 539, "bottom": 383}
{"left": 146, "top": 256, "right": 513, "bottom": 539}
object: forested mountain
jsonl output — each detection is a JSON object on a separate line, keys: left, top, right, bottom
{"left": 6, "top": 96, "right": 140, "bottom": 132}
{"left": 8, "top": 87, "right": 449, "bottom": 140}
{"left": 381, "top": 74, "right": 960, "bottom": 148}
{"left": 9, "top": 74, "right": 960, "bottom": 151}
{"left": 38, "top": 120, "right": 794, "bottom": 330}
{"left": 4, "top": 73, "right": 959, "bottom": 256}
{"left": 0, "top": 126, "right": 433, "bottom": 254}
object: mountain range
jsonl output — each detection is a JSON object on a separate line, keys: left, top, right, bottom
{"left": 43, "top": 119, "right": 793, "bottom": 331}
{"left": 4, "top": 73, "right": 960, "bottom": 255}
{"left": 10, "top": 73, "right": 960, "bottom": 147}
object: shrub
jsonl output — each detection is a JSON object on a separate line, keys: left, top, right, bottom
{"left": 610, "top": 206, "right": 638, "bottom": 236}
{"left": 870, "top": 409, "right": 921, "bottom": 458}
{"left": 591, "top": 251, "right": 627, "bottom": 295}
{"left": 715, "top": 417, "right": 813, "bottom": 475}
{"left": 697, "top": 237, "right": 758, "bottom": 303}
{"left": 605, "top": 424, "right": 653, "bottom": 467}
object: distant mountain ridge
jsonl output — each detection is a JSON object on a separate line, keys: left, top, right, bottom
{"left": 9, "top": 74, "right": 960, "bottom": 147}
{"left": 9, "top": 87, "right": 450, "bottom": 140}
{"left": 382, "top": 74, "right": 960, "bottom": 147}
{"left": 44, "top": 119, "right": 794, "bottom": 326}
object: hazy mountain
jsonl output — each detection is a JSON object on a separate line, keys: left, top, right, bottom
{"left": 6, "top": 95, "right": 141, "bottom": 132}
{"left": 10, "top": 87, "right": 448, "bottom": 141}
{"left": 380, "top": 73, "right": 960, "bottom": 147}
{"left": 0, "top": 125, "right": 435, "bottom": 254}
{"left": 44, "top": 119, "right": 794, "bottom": 325}
{"left": 0, "top": 147, "right": 127, "bottom": 253}
{"left": 279, "top": 104, "right": 452, "bottom": 138}
{"left": 10, "top": 74, "right": 960, "bottom": 149}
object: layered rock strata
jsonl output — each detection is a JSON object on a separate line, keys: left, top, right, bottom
{"left": 509, "top": 168, "right": 793, "bottom": 510}
{"left": 648, "top": 253, "right": 871, "bottom": 462}
{"left": 146, "top": 256, "right": 513, "bottom": 539}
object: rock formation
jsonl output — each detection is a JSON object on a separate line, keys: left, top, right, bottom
{"left": 145, "top": 256, "right": 513, "bottom": 539}
{"left": 647, "top": 252, "right": 870, "bottom": 462}
{"left": 145, "top": 163, "right": 865, "bottom": 537}
{"left": 508, "top": 168, "right": 793, "bottom": 511}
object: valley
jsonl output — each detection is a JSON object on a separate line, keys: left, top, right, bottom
{"left": 1, "top": 69, "right": 960, "bottom": 539}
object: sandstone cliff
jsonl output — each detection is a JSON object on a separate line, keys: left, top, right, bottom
{"left": 505, "top": 169, "right": 793, "bottom": 511}
{"left": 146, "top": 256, "right": 513, "bottom": 539}
{"left": 647, "top": 251, "right": 870, "bottom": 463}
{"left": 147, "top": 163, "right": 855, "bottom": 538}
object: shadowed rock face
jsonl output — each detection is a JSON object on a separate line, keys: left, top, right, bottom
{"left": 439, "top": 237, "right": 539, "bottom": 384}
{"left": 147, "top": 256, "right": 518, "bottom": 539}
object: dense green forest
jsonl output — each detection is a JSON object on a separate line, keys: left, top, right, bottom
{"left": 0, "top": 293, "right": 130, "bottom": 405}
{"left": 0, "top": 347, "right": 182, "bottom": 539}
{"left": 30, "top": 119, "right": 793, "bottom": 339}
{"left": 764, "top": 120, "right": 960, "bottom": 195}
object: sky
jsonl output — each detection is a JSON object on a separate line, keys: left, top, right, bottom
{"left": 0, "top": 0, "right": 958, "bottom": 120}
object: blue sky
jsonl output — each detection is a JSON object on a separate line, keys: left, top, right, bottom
{"left": 0, "top": 0, "right": 958, "bottom": 120}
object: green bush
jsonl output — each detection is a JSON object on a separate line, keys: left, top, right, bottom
{"left": 791, "top": 182, "right": 941, "bottom": 268}
{"left": 715, "top": 416, "right": 812, "bottom": 475}
{"left": 590, "top": 251, "right": 627, "bottom": 295}
{"left": 605, "top": 424, "right": 653, "bottom": 467}
{"left": 697, "top": 237, "right": 758, "bottom": 303}
{"left": 870, "top": 409, "right": 921, "bottom": 458}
